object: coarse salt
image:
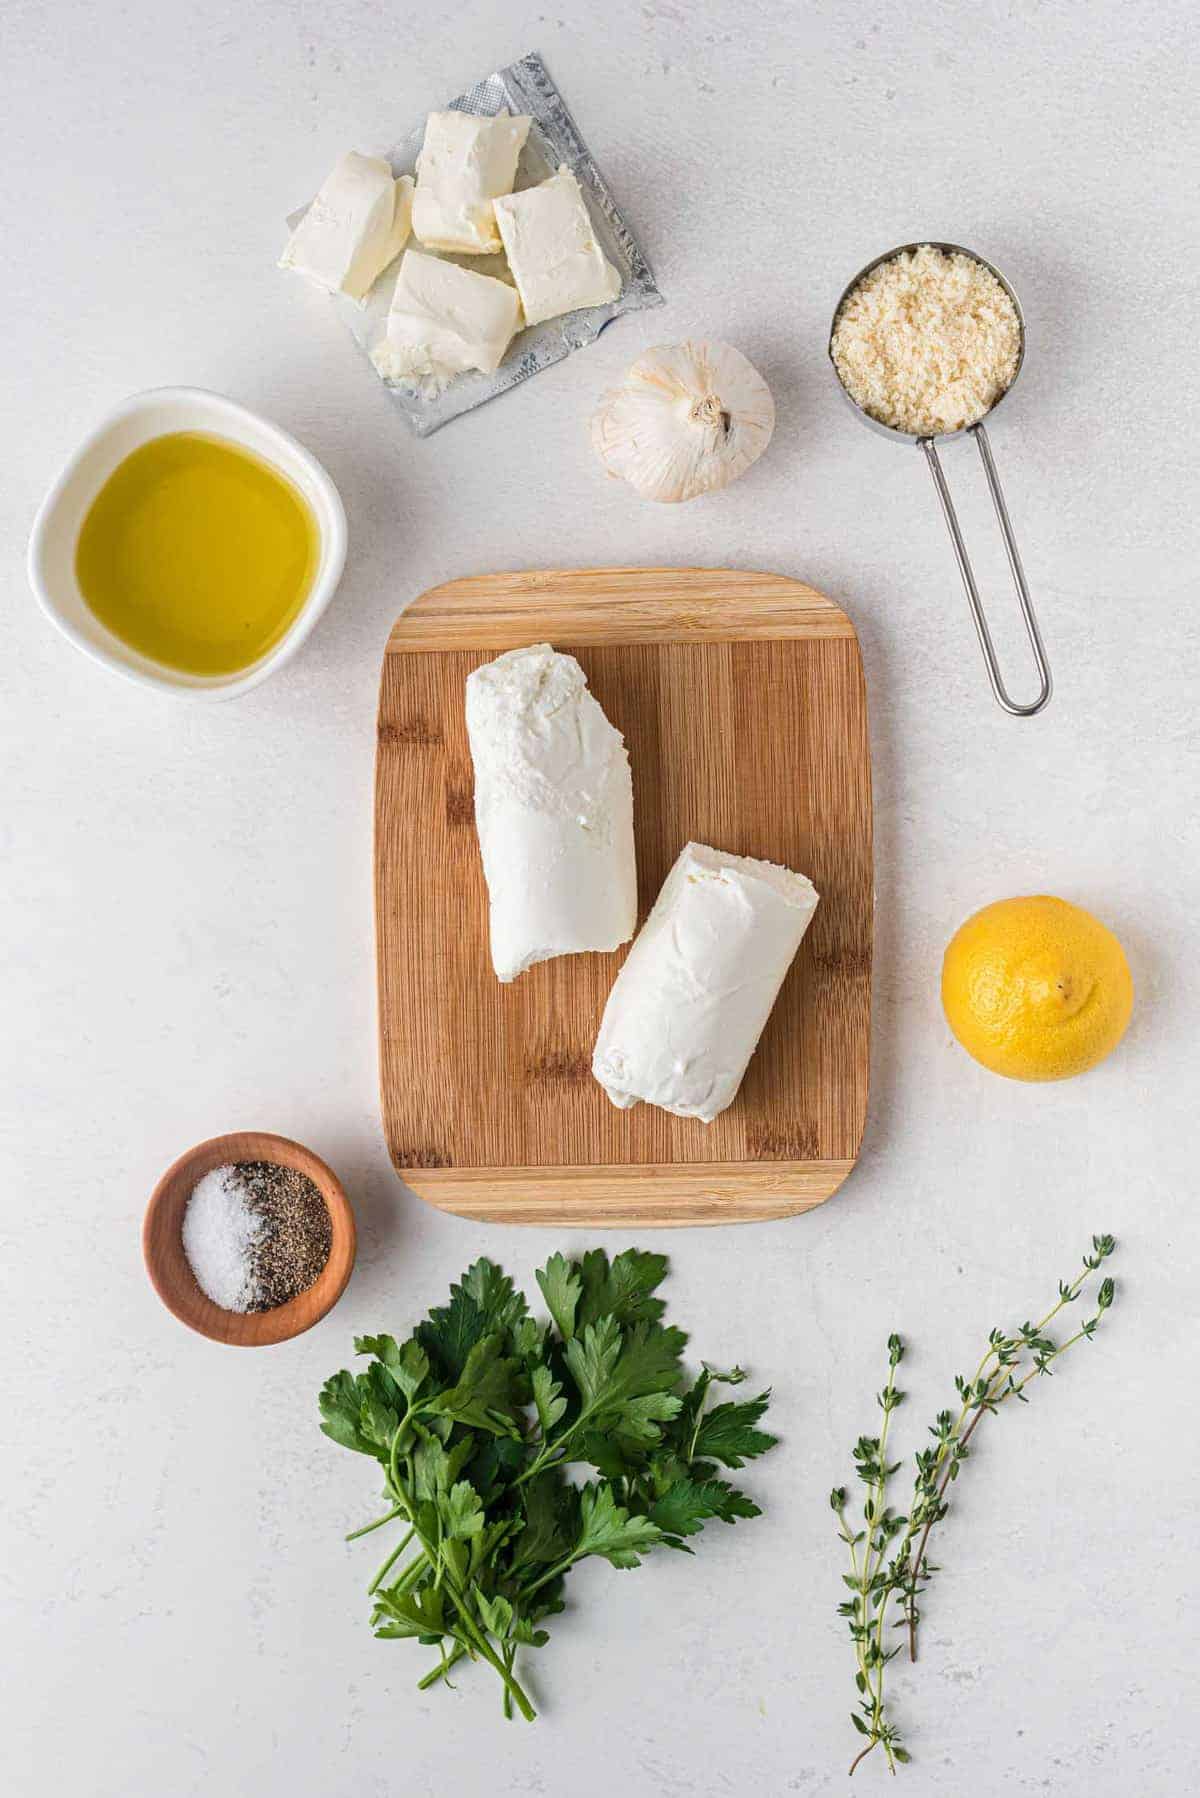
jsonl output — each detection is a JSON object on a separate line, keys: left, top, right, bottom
{"left": 182, "top": 1165, "right": 266, "bottom": 1312}
{"left": 831, "top": 244, "right": 1021, "bottom": 438}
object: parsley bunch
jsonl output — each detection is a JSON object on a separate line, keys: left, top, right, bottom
{"left": 319, "top": 1250, "right": 777, "bottom": 1719}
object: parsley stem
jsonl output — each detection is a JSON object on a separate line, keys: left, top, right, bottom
{"left": 387, "top": 1409, "right": 415, "bottom": 1499}
{"left": 512, "top": 1440, "right": 570, "bottom": 1488}
{"left": 388, "top": 1551, "right": 430, "bottom": 1596}
{"left": 345, "top": 1504, "right": 405, "bottom": 1542}
{"left": 513, "top": 1393, "right": 609, "bottom": 1490}
{"left": 448, "top": 1604, "right": 536, "bottom": 1720}
{"left": 518, "top": 1552, "right": 580, "bottom": 1600}
{"left": 367, "top": 1529, "right": 416, "bottom": 1596}
{"left": 385, "top": 1450, "right": 537, "bottom": 1724}
{"left": 417, "top": 1643, "right": 467, "bottom": 1690}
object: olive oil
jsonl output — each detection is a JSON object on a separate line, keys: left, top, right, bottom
{"left": 75, "top": 431, "right": 319, "bottom": 676}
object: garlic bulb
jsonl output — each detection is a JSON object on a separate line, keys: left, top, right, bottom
{"left": 591, "top": 339, "right": 774, "bottom": 503}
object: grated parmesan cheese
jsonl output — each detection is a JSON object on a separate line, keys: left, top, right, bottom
{"left": 831, "top": 244, "right": 1021, "bottom": 438}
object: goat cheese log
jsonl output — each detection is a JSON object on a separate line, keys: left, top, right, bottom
{"left": 592, "top": 842, "right": 819, "bottom": 1122}
{"left": 465, "top": 644, "right": 637, "bottom": 982}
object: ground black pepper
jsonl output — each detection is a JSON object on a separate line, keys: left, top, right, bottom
{"left": 232, "top": 1161, "right": 332, "bottom": 1311}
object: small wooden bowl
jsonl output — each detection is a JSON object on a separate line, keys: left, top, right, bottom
{"left": 143, "top": 1132, "right": 356, "bottom": 1345}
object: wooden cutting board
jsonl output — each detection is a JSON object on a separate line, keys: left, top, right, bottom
{"left": 375, "top": 568, "right": 872, "bottom": 1227}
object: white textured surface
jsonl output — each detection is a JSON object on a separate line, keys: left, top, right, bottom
{"left": 1, "top": 2, "right": 1197, "bottom": 1794}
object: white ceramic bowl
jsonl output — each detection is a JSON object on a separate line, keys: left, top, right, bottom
{"left": 27, "top": 387, "right": 347, "bottom": 699}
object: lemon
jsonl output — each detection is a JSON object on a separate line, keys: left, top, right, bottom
{"left": 941, "top": 895, "right": 1133, "bottom": 1082}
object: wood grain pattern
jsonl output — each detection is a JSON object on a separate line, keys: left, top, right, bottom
{"left": 376, "top": 568, "right": 872, "bottom": 1227}
{"left": 142, "top": 1132, "right": 356, "bottom": 1344}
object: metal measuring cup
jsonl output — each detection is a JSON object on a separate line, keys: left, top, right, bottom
{"left": 829, "top": 242, "right": 1052, "bottom": 717}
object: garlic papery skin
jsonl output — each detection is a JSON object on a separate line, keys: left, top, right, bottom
{"left": 591, "top": 340, "right": 775, "bottom": 503}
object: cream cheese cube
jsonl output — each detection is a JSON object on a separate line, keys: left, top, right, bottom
{"left": 411, "top": 109, "right": 531, "bottom": 255}
{"left": 371, "top": 249, "right": 522, "bottom": 384}
{"left": 493, "top": 166, "right": 621, "bottom": 327}
{"left": 280, "top": 152, "right": 413, "bottom": 302}
{"left": 465, "top": 644, "right": 637, "bottom": 983}
{"left": 593, "top": 843, "right": 819, "bottom": 1123}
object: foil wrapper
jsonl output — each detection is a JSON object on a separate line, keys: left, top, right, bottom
{"left": 285, "top": 52, "right": 663, "bottom": 436}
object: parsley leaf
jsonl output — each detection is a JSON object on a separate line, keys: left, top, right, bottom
{"left": 459, "top": 1259, "right": 528, "bottom": 1334}
{"left": 416, "top": 1258, "right": 526, "bottom": 1381}
{"left": 690, "top": 1391, "right": 778, "bottom": 1468}
{"left": 511, "top": 1473, "right": 575, "bottom": 1570}
{"left": 531, "top": 1363, "right": 567, "bottom": 1434}
{"left": 410, "top": 1434, "right": 474, "bottom": 1502}
{"left": 647, "top": 1477, "right": 762, "bottom": 1542}
{"left": 355, "top": 1334, "right": 430, "bottom": 1400}
{"left": 372, "top": 1584, "right": 445, "bottom": 1640}
{"left": 440, "top": 1480, "right": 486, "bottom": 1541}
{"left": 577, "top": 1248, "right": 670, "bottom": 1329}
{"left": 426, "top": 1333, "right": 526, "bottom": 1436}
{"left": 476, "top": 1591, "right": 514, "bottom": 1638}
{"left": 318, "top": 1370, "right": 378, "bottom": 1458}
{"left": 469, "top": 1433, "right": 525, "bottom": 1503}
{"left": 574, "top": 1482, "right": 662, "bottom": 1569}
{"left": 563, "top": 1314, "right": 622, "bottom": 1410}
{"left": 535, "top": 1253, "right": 582, "bottom": 1341}
{"left": 564, "top": 1318, "right": 687, "bottom": 1424}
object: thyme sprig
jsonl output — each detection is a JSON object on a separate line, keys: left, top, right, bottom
{"left": 832, "top": 1234, "right": 1117, "bottom": 1775}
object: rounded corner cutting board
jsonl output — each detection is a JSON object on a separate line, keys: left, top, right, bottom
{"left": 375, "top": 568, "right": 872, "bottom": 1227}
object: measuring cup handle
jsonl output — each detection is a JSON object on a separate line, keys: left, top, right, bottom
{"left": 922, "top": 424, "right": 1052, "bottom": 717}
